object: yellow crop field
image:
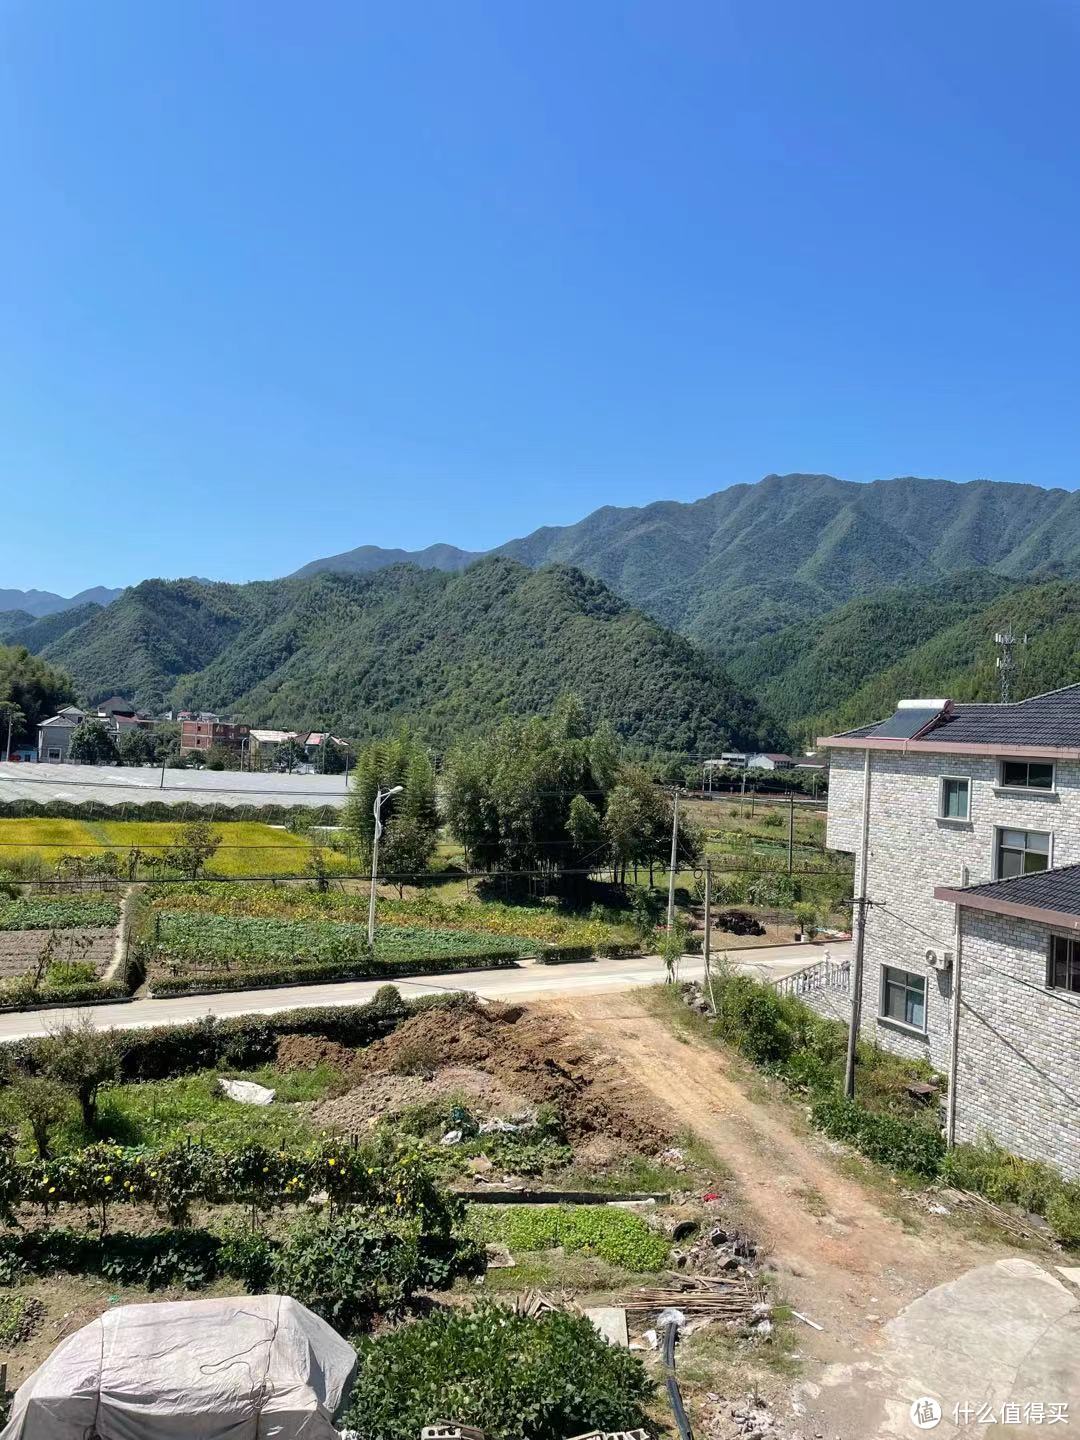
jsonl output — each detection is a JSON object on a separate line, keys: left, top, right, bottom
{"left": 0, "top": 819, "right": 353, "bottom": 878}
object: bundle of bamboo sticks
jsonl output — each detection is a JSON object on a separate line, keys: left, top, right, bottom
{"left": 621, "top": 1272, "right": 763, "bottom": 1316}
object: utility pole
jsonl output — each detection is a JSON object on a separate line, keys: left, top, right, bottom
{"left": 843, "top": 748, "right": 873, "bottom": 1099}
{"left": 787, "top": 790, "right": 795, "bottom": 874}
{"left": 666, "top": 789, "right": 681, "bottom": 932}
{"left": 703, "top": 859, "right": 717, "bottom": 1013}
{"left": 367, "top": 784, "right": 404, "bottom": 945}
{"left": 946, "top": 866, "right": 968, "bottom": 1147}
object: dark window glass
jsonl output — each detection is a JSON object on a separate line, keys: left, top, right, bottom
{"left": 881, "top": 966, "right": 927, "bottom": 1029}
{"left": 1048, "top": 936, "right": 1080, "bottom": 994}
{"left": 1001, "top": 760, "right": 1054, "bottom": 790}
{"left": 941, "top": 778, "right": 969, "bottom": 819}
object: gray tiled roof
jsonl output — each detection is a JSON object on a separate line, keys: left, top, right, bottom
{"left": 830, "top": 683, "right": 1080, "bottom": 747}
{"left": 928, "top": 685, "right": 1080, "bottom": 745}
{"left": 957, "top": 863, "right": 1080, "bottom": 918}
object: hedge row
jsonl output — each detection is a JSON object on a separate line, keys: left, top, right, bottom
{"left": 535, "top": 942, "right": 641, "bottom": 965}
{"left": 0, "top": 1214, "right": 482, "bottom": 1333}
{"left": 0, "top": 799, "right": 342, "bottom": 824}
{"left": 148, "top": 949, "right": 521, "bottom": 997}
{"left": 2, "top": 985, "right": 469, "bottom": 1081}
{"left": 0, "top": 1135, "right": 454, "bottom": 1229}
{"left": 0, "top": 977, "right": 130, "bottom": 1010}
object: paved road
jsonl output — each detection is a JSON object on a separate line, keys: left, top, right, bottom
{"left": 0, "top": 941, "right": 849, "bottom": 1041}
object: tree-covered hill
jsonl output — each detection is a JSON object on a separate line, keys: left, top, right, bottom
{"left": 41, "top": 560, "right": 787, "bottom": 755}
{"left": 729, "top": 572, "right": 1019, "bottom": 734}
{"left": 295, "top": 473, "right": 1080, "bottom": 655}
{"left": 750, "top": 577, "right": 1080, "bottom": 742}
{"left": 5, "top": 602, "right": 103, "bottom": 654}
{"left": 0, "top": 611, "right": 34, "bottom": 640}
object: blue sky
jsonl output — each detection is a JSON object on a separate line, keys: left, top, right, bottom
{"left": 2, "top": 1, "right": 1080, "bottom": 593}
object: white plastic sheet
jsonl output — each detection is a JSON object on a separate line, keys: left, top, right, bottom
{"left": 1, "top": 1294, "right": 357, "bottom": 1440}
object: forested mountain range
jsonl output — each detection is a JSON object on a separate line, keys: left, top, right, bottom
{"left": 733, "top": 574, "right": 1080, "bottom": 742}
{"left": 0, "top": 611, "right": 34, "bottom": 640}
{"left": 35, "top": 560, "right": 786, "bottom": 755}
{"left": 0, "top": 603, "right": 103, "bottom": 654}
{"left": 9, "top": 473, "right": 1080, "bottom": 755}
{"left": 294, "top": 473, "right": 1080, "bottom": 655}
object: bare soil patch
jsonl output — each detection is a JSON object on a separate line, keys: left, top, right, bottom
{"left": 311, "top": 1065, "right": 534, "bottom": 1133}
{"left": 351, "top": 1001, "right": 671, "bottom": 1148}
{"left": 0, "top": 927, "right": 115, "bottom": 981}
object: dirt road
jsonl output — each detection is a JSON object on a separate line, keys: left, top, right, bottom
{"left": 550, "top": 992, "right": 1079, "bottom": 1439}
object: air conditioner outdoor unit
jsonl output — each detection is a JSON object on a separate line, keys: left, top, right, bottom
{"left": 925, "top": 948, "right": 954, "bottom": 972}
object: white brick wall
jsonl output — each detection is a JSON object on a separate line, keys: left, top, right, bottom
{"left": 825, "top": 746, "right": 1080, "bottom": 1174}
{"left": 957, "top": 911, "right": 1080, "bottom": 1178}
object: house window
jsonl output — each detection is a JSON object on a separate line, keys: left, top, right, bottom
{"left": 999, "top": 759, "right": 1055, "bottom": 791}
{"left": 880, "top": 965, "right": 927, "bottom": 1032}
{"left": 940, "top": 776, "right": 970, "bottom": 820}
{"left": 1049, "top": 935, "right": 1080, "bottom": 994}
{"left": 995, "top": 827, "right": 1051, "bottom": 879}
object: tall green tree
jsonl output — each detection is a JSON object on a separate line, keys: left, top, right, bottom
{"left": 344, "top": 731, "right": 439, "bottom": 883}
{"left": 0, "top": 645, "right": 75, "bottom": 749}
{"left": 275, "top": 736, "right": 308, "bottom": 773}
{"left": 442, "top": 697, "right": 622, "bottom": 879}
{"left": 68, "top": 719, "right": 120, "bottom": 766}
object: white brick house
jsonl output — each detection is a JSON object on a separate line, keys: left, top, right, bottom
{"left": 820, "top": 688, "right": 1080, "bottom": 1179}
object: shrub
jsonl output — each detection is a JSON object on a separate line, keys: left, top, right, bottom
{"left": 712, "top": 976, "right": 797, "bottom": 1066}
{"left": 6, "top": 1074, "right": 70, "bottom": 1159}
{"left": 1046, "top": 1191, "right": 1080, "bottom": 1249}
{"left": 270, "top": 1209, "right": 481, "bottom": 1330}
{"left": 0, "top": 1227, "right": 222, "bottom": 1290}
{"left": 340, "top": 1304, "right": 654, "bottom": 1440}
{"left": 218, "top": 1220, "right": 276, "bottom": 1290}
{"left": 811, "top": 1095, "right": 945, "bottom": 1177}
{"left": 941, "top": 1140, "right": 1080, "bottom": 1247}
{"left": 36, "top": 1016, "right": 119, "bottom": 1128}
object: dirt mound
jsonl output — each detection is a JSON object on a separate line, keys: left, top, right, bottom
{"left": 275, "top": 1034, "right": 357, "bottom": 1073}
{"left": 355, "top": 1003, "right": 670, "bottom": 1147}
{"left": 310, "top": 1064, "right": 534, "bottom": 1133}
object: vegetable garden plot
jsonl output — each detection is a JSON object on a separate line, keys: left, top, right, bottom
{"left": 0, "top": 897, "right": 121, "bottom": 930}
{"left": 0, "top": 928, "right": 115, "bottom": 983}
{"left": 149, "top": 912, "right": 536, "bottom": 976}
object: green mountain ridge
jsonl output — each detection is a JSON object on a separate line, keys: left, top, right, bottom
{"left": 4, "top": 603, "right": 103, "bottom": 654}
{"left": 295, "top": 473, "right": 1080, "bottom": 654}
{"left": 730, "top": 574, "right": 1080, "bottom": 743}
{"left": 39, "top": 560, "right": 786, "bottom": 755}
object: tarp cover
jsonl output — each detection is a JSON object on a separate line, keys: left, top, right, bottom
{"left": 0, "top": 1294, "right": 357, "bottom": 1440}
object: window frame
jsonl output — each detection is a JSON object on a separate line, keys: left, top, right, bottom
{"left": 994, "top": 826, "right": 1053, "bottom": 880}
{"left": 938, "top": 774, "right": 971, "bottom": 822}
{"left": 878, "top": 964, "right": 929, "bottom": 1036}
{"left": 998, "top": 758, "right": 1056, "bottom": 792}
{"left": 1047, "top": 934, "right": 1080, "bottom": 995}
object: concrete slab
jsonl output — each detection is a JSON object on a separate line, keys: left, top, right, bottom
{"left": 807, "top": 1258, "right": 1080, "bottom": 1438}
{"left": 584, "top": 1306, "right": 629, "bottom": 1348}
{"left": 1056, "top": 1265, "right": 1080, "bottom": 1289}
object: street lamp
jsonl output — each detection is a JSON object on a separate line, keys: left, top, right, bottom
{"left": 368, "top": 785, "right": 404, "bottom": 946}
